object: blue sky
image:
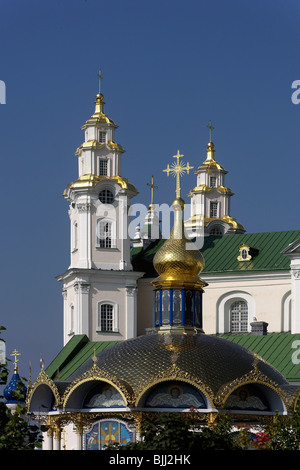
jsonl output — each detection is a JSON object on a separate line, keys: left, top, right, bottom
{"left": 1, "top": 0, "right": 300, "bottom": 380}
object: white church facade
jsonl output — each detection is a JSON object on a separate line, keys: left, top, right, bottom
{"left": 25, "top": 80, "right": 300, "bottom": 450}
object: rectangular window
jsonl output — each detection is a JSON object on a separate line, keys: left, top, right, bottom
{"left": 98, "top": 221, "right": 112, "bottom": 248}
{"left": 210, "top": 176, "right": 216, "bottom": 187}
{"left": 210, "top": 202, "right": 218, "bottom": 217}
{"left": 99, "top": 131, "right": 106, "bottom": 143}
{"left": 99, "top": 159, "right": 108, "bottom": 176}
{"left": 100, "top": 304, "right": 113, "bottom": 331}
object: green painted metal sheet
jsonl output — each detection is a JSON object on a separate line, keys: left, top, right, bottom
{"left": 217, "top": 333, "right": 300, "bottom": 382}
{"left": 132, "top": 230, "right": 300, "bottom": 277}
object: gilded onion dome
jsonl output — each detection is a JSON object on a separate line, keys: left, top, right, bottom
{"left": 152, "top": 196, "right": 205, "bottom": 288}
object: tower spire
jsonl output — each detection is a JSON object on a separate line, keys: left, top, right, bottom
{"left": 97, "top": 69, "right": 103, "bottom": 95}
{"left": 147, "top": 175, "right": 158, "bottom": 210}
{"left": 207, "top": 120, "right": 214, "bottom": 143}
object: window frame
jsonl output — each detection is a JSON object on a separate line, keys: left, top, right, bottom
{"left": 210, "top": 201, "right": 218, "bottom": 218}
{"left": 209, "top": 176, "right": 217, "bottom": 187}
{"left": 96, "top": 218, "right": 116, "bottom": 249}
{"left": 99, "top": 158, "right": 108, "bottom": 176}
{"left": 230, "top": 300, "right": 248, "bottom": 333}
{"left": 97, "top": 301, "right": 119, "bottom": 333}
{"left": 99, "top": 131, "right": 107, "bottom": 143}
{"left": 99, "top": 189, "right": 114, "bottom": 204}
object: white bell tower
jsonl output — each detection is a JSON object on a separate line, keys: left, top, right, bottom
{"left": 186, "top": 122, "right": 245, "bottom": 238}
{"left": 57, "top": 73, "right": 143, "bottom": 346}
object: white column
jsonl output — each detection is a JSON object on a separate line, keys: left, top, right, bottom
{"left": 125, "top": 286, "right": 137, "bottom": 339}
{"left": 75, "top": 282, "right": 90, "bottom": 336}
{"left": 76, "top": 431, "right": 83, "bottom": 450}
{"left": 62, "top": 290, "right": 68, "bottom": 346}
{"left": 77, "top": 201, "right": 92, "bottom": 269}
{"left": 53, "top": 426, "right": 61, "bottom": 450}
{"left": 118, "top": 193, "right": 131, "bottom": 270}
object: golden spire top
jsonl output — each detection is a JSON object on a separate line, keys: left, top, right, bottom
{"left": 152, "top": 151, "right": 204, "bottom": 287}
{"left": 147, "top": 175, "right": 158, "bottom": 210}
{"left": 11, "top": 349, "right": 20, "bottom": 372}
{"left": 94, "top": 69, "right": 105, "bottom": 114}
{"left": 163, "top": 150, "right": 193, "bottom": 199}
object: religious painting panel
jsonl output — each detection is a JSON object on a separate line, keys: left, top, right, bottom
{"left": 85, "top": 419, "right": 135, "bottom": 450}
{"left": 84, "top": 383, "right": 125, "bottom": 408}
{"left": 145, "top": 381, "right": 206, "bottom": 408}
{"left": 225, "top": 385, "right": 269, "bottom": 411}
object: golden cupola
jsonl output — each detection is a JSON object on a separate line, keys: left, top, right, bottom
{"left": 152, "top": 195, "right": 205, "bottom": 288}
{"left": 151, "top": 150, "right": 207, "bottom": 334}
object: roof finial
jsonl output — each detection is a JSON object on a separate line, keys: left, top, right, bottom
{"left": 11, "top": 349, "right": 20, "bottom": 372}
{"left": 40, "top": 353, "right": 44, "bottom": 371}
{"left": 207, "top": 120, "right": 215, "bottom": 143}
{"left": 163, "top": 150, "right": 193, "bottom": 199}
{"left": 97, "top": 69, "right": 103, "bottom": 95}
{"left": 147, "top": 175, "right": 158, "bottom": 210}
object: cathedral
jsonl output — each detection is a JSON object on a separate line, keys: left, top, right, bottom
{"left": 22, "top": 78, "right": 300, "bottom": 450}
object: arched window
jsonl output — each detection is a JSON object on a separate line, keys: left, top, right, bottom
{"left": 230, "top": 300, "right": 248, "bottom": 332}
{"left": 97, "top": 302, "right": 118, "bottom": 332}
{"left": 99, "top": 189, "right": 114, "bottom": 204}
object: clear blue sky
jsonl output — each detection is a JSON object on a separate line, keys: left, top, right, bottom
{"left": 1, "top": 0, "right": 300, "bottom": 380}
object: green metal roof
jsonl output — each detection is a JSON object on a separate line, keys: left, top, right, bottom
{"left": 131, "top": 230, "right": 300, "bottom": 277}
{"left": 46, "top": 335, "right": 121, "bottom": 381}
{"left": 217, "top": 332, "right": 300, "bottom": 383}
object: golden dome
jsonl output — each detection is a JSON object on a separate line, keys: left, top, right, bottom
{"left": 152, "top": 197, "right": 205, "bottom": 287}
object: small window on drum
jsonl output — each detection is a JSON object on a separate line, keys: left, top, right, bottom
{"left": 99, "top": 189, "right": 114, "bottom": 204}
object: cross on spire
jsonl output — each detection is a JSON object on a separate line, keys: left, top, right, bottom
{"left": 207, "top": 120, "right": 215, "bottom": 142}
{"left": 11, "top": 349, "right": 20, "bottom": 372}
{"left": 147, "top": 175, "right": 158, "bottom": 209}
{"left": 163, "top": 150, "right": 193, "bottom": 199}
{"left": 97, "top": 69, "right": 103, "bottom": 94}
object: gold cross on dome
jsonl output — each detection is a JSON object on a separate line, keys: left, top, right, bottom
{"left": 11, "top": 349, "right": 20, "bottom": 371}
{"left": 163, "top": 150, "right": 193, "bottom": 198}
{"left": 207, "top": 120, "right": 215, "bottom": 142}
{"left": 147, "top": 175, "right": 158, "bottom": 208}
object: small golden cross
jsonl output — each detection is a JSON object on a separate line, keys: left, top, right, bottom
{"left": 163, "top": 150, "right": 193, "bottom": 198}
{"left": 147, "top": 175, "right": 158, "bottom": 207}
{"left": 11, "top": 349, "right": 20, "bottom": 371}
{"left": 207, "top": 120, "right": 215, "bottom": 142}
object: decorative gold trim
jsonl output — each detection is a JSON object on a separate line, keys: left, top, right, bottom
{"left": 237, "top": 244, "right": 252, "bottom": 261}
{"left": 63, "top": 174, "right": 138, "bottom": 196}
{"left": 185, "top": 214, "right": 245, "bottom": 232}
{"left": 190, "top": 184, "right": 233, "bottom": 195}
{"left": 134, "top": 362, "right": 215, "bottom": 408}
{"left": 75, "top": 139, "right": 125, "bottom": 154}
{"left": 214, "top": 358, "right": 291, "bottom": 410}
{"left": 26, "top": 369, "right": 62, "bottom": 411}
{"left": 62, "top": 363, "right": 134, "bottom": 409}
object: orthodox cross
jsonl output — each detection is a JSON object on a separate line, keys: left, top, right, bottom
{"left": 207, "top": 120, "right": 215, "bottom": 142}
{"left": 163, "top": 150, "right": 193, "bottom": 198}
{"left": 147, "top": 175, "right": 158, "bottom": 208}
{"left": 11, "top": 349, "right": 20, "bottom": 371}
{"left": 97, "top": 69, "right": 103, "bottom": 94}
